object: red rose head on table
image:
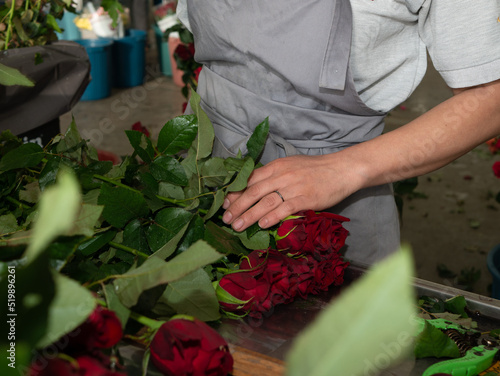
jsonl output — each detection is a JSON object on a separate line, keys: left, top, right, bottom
{"left": 150, "top": 317, "right": 233, "bottom": 376}
{"left": 216, "top": 210, "right": 350, "bottom": 319}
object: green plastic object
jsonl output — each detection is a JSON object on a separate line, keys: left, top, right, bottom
{"left": 414, "top": 317, "right": 470, "bottom": 336}
{"left": 422, "top": 346, "right": 498, "bottom": 376}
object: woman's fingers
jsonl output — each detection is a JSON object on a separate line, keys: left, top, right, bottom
{"left": 222, "top": 154, "right": 343, "bottom": 232}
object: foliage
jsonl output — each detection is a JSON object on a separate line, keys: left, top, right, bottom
{"left": 0, "top": 91, "right": 270, "bottom": 373}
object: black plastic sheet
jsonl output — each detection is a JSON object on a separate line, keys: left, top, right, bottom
{"left": 0, "top": 40, "right": 90, "bottom": 135}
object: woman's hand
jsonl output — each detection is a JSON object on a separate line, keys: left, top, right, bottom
{"left": 222, "top": 79, "right": 500, "bottom": 233}
{"left": 221, "top": 153, "right": 363, "bottom": 232}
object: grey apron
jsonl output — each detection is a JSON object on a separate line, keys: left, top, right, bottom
{"left": 186, "top": 0, "right": 400, "bottom": 265}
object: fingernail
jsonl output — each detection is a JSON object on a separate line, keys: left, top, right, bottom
{"left": 233, "top": 218, "right": 244, "bottom": 231}
{"left": 259, "top": 218, "right": 268, "bottom": 228}
{"left": 222, "top": 211, "right": 232, "bottom": 224}
{"left": 222, "top": 198, "right": 230, "bottom": 209}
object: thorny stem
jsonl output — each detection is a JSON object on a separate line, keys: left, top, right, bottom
{"left": 108, "top": 241, "right": 149, "bottom": 260}
{"left": 93, "top": 174, "right": 141, "bottom": 193}
{"left": 4, "top": 0, "right": 16, "bottom": 50}
{"left": 129, "top": 311, "right": 164, "bottom": 331}
{"left": 5, "top": 196, "right": 31, "bottom": 209}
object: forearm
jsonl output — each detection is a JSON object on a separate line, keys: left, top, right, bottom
{"left": 344, "top": 79, "right": 500, "bottom": 190}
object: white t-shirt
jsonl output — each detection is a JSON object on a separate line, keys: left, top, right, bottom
{"left": 177, "top": 0, "right": 500, "bottom": 112}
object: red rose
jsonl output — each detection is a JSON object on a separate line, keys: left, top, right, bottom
{"left": 68, "top": 306, "right": 123, "bottom": 351}
{"left": 307, "top": 253, "right": 349, "bottom": 294}
{"left": 194, "top": 66, "right": 202, "bottom": 83}
{"left": 150, "top": 317, "right": 233, "bottom": 376}
{"left": 493, "top": 161, "right": 500, "bottom": 178}
{"left": 27, "top": 355, "right": 126, "bottom": 376}
{"left": 218, "top": 249, "right": 315, "bottom": 318}
{"left": 175, "top": 43, "right": 195, "bottom": 61}
{"left": 76, "top": 355, "right": 126, "bottom": 376}
{"left": 27, "top": 357, "right": 75, "bottom": 376}
{"left": 276, "top": 210, "right": 349, "bottom": 257}
{"left": 131, "top": 121, "right": 150, "bottom": 137}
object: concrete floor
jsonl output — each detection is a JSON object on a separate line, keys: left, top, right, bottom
{"left": 59, "top": 44, "right": 500, "bottom": 297}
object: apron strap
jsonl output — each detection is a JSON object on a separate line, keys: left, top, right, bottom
{"left": 319, "top": 0, "right": 353, "bottom": 91}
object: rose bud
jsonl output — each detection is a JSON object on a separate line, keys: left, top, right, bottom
{"left": 67, "top": 306, "right": 123, "bottom": 351}
{"left": 150, "top": 317, "right": 233, "bottom": 376}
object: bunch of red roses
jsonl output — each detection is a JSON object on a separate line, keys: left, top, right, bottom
{"left": 216, "top": 210, "right": 350, "bottom": 319}
{"left": 27, "top": 306, "right": 125, "bottom": 376}
{"left": 27, "top": 307, "right": 235, "bottom": 376}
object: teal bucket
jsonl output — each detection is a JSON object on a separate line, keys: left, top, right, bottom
{"left": 154, "top": 26, "right": 172, "bottom": 76}
{"left": 75, "top": 39, "right": 113, "bottom": 101}
{"left": 112, "top": 29, "right": 147, "bottom": 88}
{"left": 56, "top": 11, "right": 81, "bottom": 41}
{"left": 487, "top": 244, "right": 500, "bottom": 299}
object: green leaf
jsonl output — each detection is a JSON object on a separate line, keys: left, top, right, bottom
{"left": 227, "top": 158, "right": 255, "bottom": 192}
{"left": 13, "top": 16, "right": 29, "bottom": 41}
{"left": 246, "top": 117, "right": 269, "bottom": 162}
{"left": 444, "top": 296, "right": 468, "bottom": 318}
{"left": 67, "top": 204, "right": 104, "bottom": 237}
{"left": 56, "top": 119, "right": 86, "bottom": 162}
{"left": 146, "top": 207, "right": 194, "bottom": 252}
{"left": 150, "top": 222, "right": 189, "bottom": 260}
{"left": 48, "top": 236, "right": 85, "bottom": 271}
{"left": 203, "top": 189, "right": 225, "bottom": 221}
{"left": 0, "top": 142, "right": 44, "bottom": 172}
{"left": 226, "top": 227, "right": 270, "bottom": 251}
{"left": 103, "top": 283, "right": 131, "bottom": 328}
{"left": 157, "top": 115, "right": 198, "bottom": 155}
{"left": 24, "top": 170, "right": 81, "bottom": 263}
{"left": 189, "top": 91, "right": 215, "bottom": 160}
{"left": 45, "top": 13, "right": 61, "bottom": 32}
{"left": 98, "top": 184, "right": 150, "bottom": 228}
{"left": 123, "top": 219, "right": 150, "bottom": 255}
{"left": 39, "top": 156, "right": 62, "bottom": 190}
{"left": 286, "top": 246, "right": 418, "bottom": 376}
{"left": 201, "top": 157, "right": 230, "bottom": 187}
{"left": 414, "top": 321, "right": 461, "bottom": 359}
{"left": 0, "top": 255, "right": 55, "bottom": 373}
{"left": 0, "top": 214, "right": 18, "bottom": 235}
{"left": 150, "top": 156, "right": 189, "bottom": 186}
{"left": 19, "top": 181, "right": 40, "bottom": 203}
{"left": 113, "top": 240, "right": 223, "bottom": 307}
{"left": 177, "top": 215, "right": 205, "bottom": 253}
{"left": 204, "top": 221, "right": 248, "bottom": 256}
{"left": 158, "top": 182, "right": 185, "bottom": 200}
{"left": 125, "top": 130, "right": 155, "bottom": 163}
{"left": 37, "top": 273, "right": 96, "bottom": 348}
{"left": 100, "top": 0, "right": 124, "bottom": 27}
{"left": 77, "top": 229, "right": 117, "bottom": 257}
{"left": 158, "top": 268, "right": 220, "bottom": 322}
{"left": 0, "top": 62, "right": 34, "bottom": 87}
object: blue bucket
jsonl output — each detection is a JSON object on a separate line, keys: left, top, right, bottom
{"left": 56, "top": 11, "right": 81, "bottom": 41}
{"left": 112, "top": 29, "right": 147, "bottom": 88}
{"left": 154, "top": 25, "right": 172, "bottom": 76}
{"left": 487, "top": 244, "right": 500, "bottom": 299}
{"left": 75, "top": 39, "right": 113, "bottom": 101}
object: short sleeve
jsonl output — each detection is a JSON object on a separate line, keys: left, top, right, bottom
{"left": 416, "top": 0, "right": 500, "bottom": 88}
